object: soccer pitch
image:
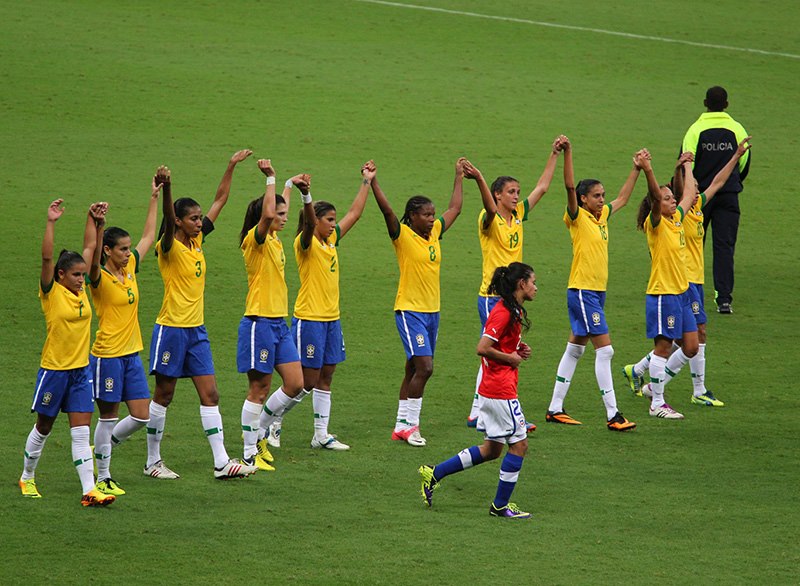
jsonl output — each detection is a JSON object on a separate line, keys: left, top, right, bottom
{"left": 1, "top": 1, "right": 798, "bottom": 583}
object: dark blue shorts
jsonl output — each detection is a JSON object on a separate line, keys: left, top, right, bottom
{"left": 395, "top": 310, "right": 439, "bottom": 360}
{"left": 567, "top": 289, "right": 609, "bottom": 336}
{"left": 149, "top": 324, "right": 215, "bottom": 378}
{"left": 686, "top": 283, "right": 707, "bottom": 326}
{"left": 646, "top": 292, "right": 698, "bottom": 340}
{"left": 237, "top": 316, "right": 299, "bottom": 374}
{"left": 90, "top": 353, "right": 150, "bottom": 403}
{"left": 31, "top": 366, "right": 94, "bottom": 417}
{"left": 291, "top": 318, "right": 346, "bottom": 369}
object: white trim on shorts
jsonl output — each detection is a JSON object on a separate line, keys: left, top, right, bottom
{"left": 294, "top": 318, "right": 303, "bottom": 357}
{"left": 578, "top": 289, "right": 590, "bottom": 331}
{"left": 31, "top": 370, "right": 48, "bottom": 410}
{"left": 399, "top": 311, "right": 415, "bottom": 357}
{"left": 657, "top": 295, "right": 663, "bottom": 336}
{"left": 249, "top": 320, "right": 257, "bottom": 370}
{"left": 93, "top": 357, "right": 102, "bottom": 399}
{"left": 152, "top": 325, "right": 164, "bottom": 367}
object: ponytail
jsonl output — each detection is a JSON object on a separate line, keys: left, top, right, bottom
{"left": 487, "top": 262, "right": 533, "bottom": 331}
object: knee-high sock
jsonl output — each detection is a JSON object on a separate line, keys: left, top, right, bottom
{"left": 468, "top": 365, "right": 483, "bottom": 419}
{"left": 406, "top": 397, "right": 423, "bottom": 427}
{"left": 94, "top": 418, "right": 117, "bottom": 482}
{"left": 433, "top": 446, "right": 484, "bottom": 480}
{"left": 632, "top": 353, "right": 652, "bottom": 378}
{"left": 241, "top": 399, "right": 262, "bottom": 459}
{"left": 662, "top": 347, "right": 690, "bottom": 387}
{"left": 313, "top": 389, "right": 331, "bottom": 439}
{"left": 111, "top": 415, "right": 148, "bottom": 445}
{"left": 690, "top": 344, "right": 707, "bottom": 396}
{"left": 649, "top": 354, "right": 668, "bottom": 409}
{"left": 394, "top": 399, "right": 410, "bottom": 431}
{"left": 200, "top": 405, "right": 229, "bottom": 468}
{"left": 21, "top": 427, "right": 49, "bottom": 480}
{"left": 281, "top": 388, "right": 309, "bottom": 417}
{"left": 71, "top": 425, "right": 95, "bottom": 494}
{"left": 260, "top": 388, "right": 293, "bottom": 431}
{"left": 595, "top": 345, "right": 618, "bottom": 419}
{"left": 548, "top": 342, "right": 585, "bottom": 412}
{"left": 493, "top": 452, "right": 524, "bottom": 508}
{"left": 146, "top": 402, "right": 167, "bottom": 468}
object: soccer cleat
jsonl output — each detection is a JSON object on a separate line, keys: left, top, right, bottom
{"left": 391, "top": 425, "right": 426, "bottom": 447}
{"left": 418, "top": 464, "right": 439, "bottom": 507}
{"left": 649, "top": 403, "right": 684, "bottom": 419}
{"left": 691, "top": 391, "right": 725, "bottom": 407}
{"left": 717, "top": 302, "right": 732, "bottom": 314}
{"left": 143, "top": 460, "right": 180, "bottom": 479}
{"left": 245, "top": 455, "right": 275, "bottom": 472}
{"left": 466, "top": 417, "right": 478, "bottom": 428}
{"left": 641, "top": 383, "right": 653, "bottom": 398}
{"left": 489, "top": 502, "right": 532, "bottom": 519}
{"left": 95, "top": 478, "right": 126, "bottom": 496}
{"left": 607, "top": 412, "right": 636, "bottom": 431}
{"left": 545, "top": 410, "right": 582, "bottom": 425}
{"left": 526, "top": 421, "right": 537, "bottom": 433}
{"left": 19, "top": 478, "right": 41, "bottom": 498}
{"left": 623, "top": 364, "right": 645, "bottom": 396}
{"left": 81, "top": 489, "right": 115, "bottom": 507}
{"left": 256, "top": 437, "right": 275, "bottom": 463}
{"left": 214, "top": 458, "right": 258, "bottom": 479}
{"left": 311, "top": 434, "right": 350, "bottom": 451}
{"left": 267, "top": 422, "right": 282, "bottom": 448}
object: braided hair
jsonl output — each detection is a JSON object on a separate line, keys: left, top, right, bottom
{"left": 400, "top": 195, "right": 433, "bottom": 226}
{"left": 487, "top": 262, "right": 533, "bottom": 331}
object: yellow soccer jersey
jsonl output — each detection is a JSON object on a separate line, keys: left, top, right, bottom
{"left": 39, "top": 280, "right": 92, "bottom": 370}
{"left": 155, "top": 233, "right": 207, "bottom": 327}
{"left": 90, "top": 251, "right": 144, "bottom": 357}
{"left": 645, "top": 210, "right": 688, "bottom": 295}
{"left": 564, "top": 204, "right": 611, "bottom": 291}
{"left": 478, "top": 201, "right": 528, "bottom": 296}
{"left": 293, "top": 227, "right": 341, "bottom": 321}
{"left": 242, "top": 226, "right": 288, "bottom": 318}
{"left": 683, "top": 195, "right": 706, "bottom": 284}
{"left": 393, "top": 219, "right": 444, "bottom": 312}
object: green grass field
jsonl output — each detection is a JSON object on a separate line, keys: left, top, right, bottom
{"left": 1, "top": 1, "right": 798, "bottom": 583}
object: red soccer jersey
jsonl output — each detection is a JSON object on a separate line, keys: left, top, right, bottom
{"left": 479, "top": 301, "right": 522, "bottom": 400}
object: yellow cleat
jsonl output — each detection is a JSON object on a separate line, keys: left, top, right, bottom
{"left": 19, "top": 478, "right": 42, "bottom": 498}
{"left": 81, "top": 489, "right": 115, "bottom": 507}
{"left": 256, "top": 437, "right": 274, "bottom": 463}
{"left": 96, "top": 478, "right": 126, "bottom": 496}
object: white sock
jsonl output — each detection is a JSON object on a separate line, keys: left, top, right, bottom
{"left": 261, "top": 388, "right": 293, "bottom": 430}
{"left": 21, "top": 427, "right": 49, "bottom": 480}
{"left": 282, "top": 388, "right": 309, "bottom": 416}
{"left": 94, "top": 418, "right": 117, "bottom": 482}
{"left": 633, "top": 353, "right": 652, "bottom": 378}
{"left": 112, "top": 415, "right": 148, "bottom": 445}
{"left": 468, "top": 365, "right": 483, "bottom": 419}
{"left": 595, "top": 345, "right": 618, "bottom": 419}
{"left": 395, "top": 399, "right": 409, "bottom": 431}
{"left": 663, "top": 347, "right": 690, "bottom": 387}
{"left": 649, "top": 354, "right": 668, "bottom": 409}
{"left": 200, "top": 405, "right": 229, "bottom": 468}
{"left": 548, "top": 342, "right": 585, "bottom": 412}
{"left": 406, "top": 397, "right": 423, "bottom": 427}
{"left": 690, "top": 344, "right": 707, "bottom": 396}
{"left": 313, "top": 388, "right": 332, "bottom": 440}
{"left": 241, "top": 399, "right": 262, "bottom": 459}
{"left": 71, "top": 425, "right": 95, "bottom": 494}
{"left": 146, "top": 402, "right": 167, "bottom": 468}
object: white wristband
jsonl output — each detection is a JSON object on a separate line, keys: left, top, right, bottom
{"left": 265, "top": 176, "right": 276, "bottom": 186}
{"left": 285, "top": 179, "right": 294, "bottom": 189}
{"left": 301, "top": 192, "right": 312, "bottom": 204}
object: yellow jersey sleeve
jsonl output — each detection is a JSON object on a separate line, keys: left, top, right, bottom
{"left": 564, "top": 205, "right": 610, "bottom": 291}
{"left": 90, "top": 251, "right": 144, "bottom": 357}
{"left": 645, "top": 211, "right": 689, "bottom": 295}
{"left": 682, "top": 196, "right": 706, "bottom": 284}
{"left": 155, "top": 233, "right": 207, "bottom": 327}
{"left": 40, "top": 281, "right": 92, "bottom": 370}
{"left": 477, "top": 201, "right": 527, "bottom": 296}
{"left": 293, "top": 227, "right": 340, "bottom": 321}
{"left": 393, "top": 219, "right": 443, "bottom": 312}
{"left": 242, "top": 226, "right": 288, "bottom": 318}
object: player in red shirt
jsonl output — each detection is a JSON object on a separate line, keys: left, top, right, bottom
{"left": 418, "top": 262, "right": 537, "bottom": 519}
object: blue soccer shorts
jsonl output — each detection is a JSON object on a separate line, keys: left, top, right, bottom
{"left": 31, "top": 366, "right": 94, "bottom": 417}
{"left": 395, "top": 310, "right": 439, "bottom": 360}
{"left": 90, "top": 353, "right": 150, "bottom": 403}
{"left": 237, "top": 316, "right": 299, "bottom": 374}
{"left": 291, "top": 318, "right": 346, "bottom": 369}
{"left": 567, "top": 288, "right": 609, "bottom": 336}
{"left": 646, "top": 291, "right": 697, "bottom": 340}
{"left": 149, "top": 324, "right": 215, "bottom": 378}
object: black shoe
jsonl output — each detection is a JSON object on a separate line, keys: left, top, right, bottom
{"left": 717, "top": 302, "right": 732, "bottom": 314}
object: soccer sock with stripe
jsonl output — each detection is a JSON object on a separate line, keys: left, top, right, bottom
{"left": 468, "top": 365, "right": 483, "bottom": 420}
{"left": 649, "top": 354, "right": 668, "bottom": 409}
{"left": 260, "top": 387, "right": 293, "bottom": 431}
{"left": 111, "top": 415, "right": 148, "bottom": 445}
{"left": 21, "top": 426, "right": 49, "bottom": 480}
{"left": 146, "top": 402, "right": 167, "bottom": 468}
{"left": 548, "top": 342, "right": 585, "bottom": 412}
{"left": 433, "top": 446, "right": 483, "bottom": 480}
{"left": 662, "top": 347, "right": 690, "bottom": 387}
{"left": 71, "top": 425, "right": 95, "bottom": 494}
{"left": 94, "top": 417, "right": 117, "bottom": 482}
{"left": 241, "top": 400, "right": 262, "bottom": 459}
{"left": 394, "top": 399, "right": 409, "bottom": 432}
{"left": 282, "top": 388, "right": 309, "bottom": 416}
{"left": 313, "top": 388, "right": 331, "bottom": 440}
{"left": 406, "top": 397, "right": 423, "bottom": 427}
{"left": 200, "top": 405, "right": 229, "bottom": 469}
{"left": 690, "top": 343, "right": 707, "bottom": 396}
{"left": 493, "top": 452, "right": 524, "bottom": 508}
{"left": 632, "top": 353, "right": 652, "bottom": 378}
{"left": 595, "top": 345, "right": 618, "bottom": 419}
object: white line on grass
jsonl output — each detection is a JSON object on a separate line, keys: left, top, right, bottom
{"left": 355, "top": 0, "right": 800, "bottom": 60}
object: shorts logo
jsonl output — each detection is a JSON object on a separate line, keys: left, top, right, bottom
{"left": 691, "top": 301, "right": 700, "bottom": 315}
{"left": 42, "top": 392, "right": 52, "bottom": 406}
{"left": 591, "top": 312, "right": 601, "bottom": 326}
{"left": 105, "top": 377, "right": 114, "bottom": 391}
{"left": 259, "top": 349, "right": 269, "bottom": 363}
{"left": 306, "top": 344, "right": 315, "bottom": 359}
{"left": 667, "top": 315, "right": 676, "bottom": 328}
{"left": 415, "top": 334, "right": 425, "bottom": 347}
{"left": 161, "top": 351, "right": 171, "bottom": 365}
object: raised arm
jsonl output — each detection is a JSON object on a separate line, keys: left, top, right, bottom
{"left": 160, "top": 166, "right": 176, "bottom": 254}
{"left": 608, "top": 149, "right": 645, "bottom": 214}
{"left": 85, "top": 202, "right": 108, "bottom": 283}
{"left": 136, "top": 167, "right": 166, "bottom": 258}
{"left": 298, "top": 178, "right": 316, "bottom": 250}
{"left": 639, "top": 154, "right": 663, "bottom": 227}
{"left": 41, "top": 199, "right": 64, "bottom": 289}
{"left": 440, "top": 157, "right": 465, "bottom": 233}
{"left": 526, "top": 136, "right": 563, "bottom": 209}
{"left": 337, "top": 160, "right": 375, "bottom": 238}
{"left": 206, "top": 149, "right": 253, "bottom": 223}
{"left": 704, "top": 137, "right": 752, "bottom": 202}
{"left": 463, "top": 159, "right": 495, "bottom": 229}
{"left": 563, "top": 137, "right": 578, "bottom": 217}
{"left": 256, "top": 159, "right": 277, "bottom": 239}
{"left": 672, "top": 152, "right": 692, "bottom": 200}
{"left": 677, "top": 158, "right": 698, "bottom": 216}
{"left": 370, "top": 172, "right": 400, "bottom": 238}
{"left": 282, "top": 173, "right": 311, "bottom": 218}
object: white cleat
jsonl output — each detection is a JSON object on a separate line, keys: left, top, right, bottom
{"left": 214, "top": 458, "right": 258, "bottom": 479}
{"left": 407, "top": 429, "right": 427, "bottom": 447}
{"left": 267, "top": 422, "right": 282, "bottom": 448}
{"left": 641, "top": 383, "right": 653, "bottom": 398}
{"left": 311, "top": 434, "right": 350, "bottom": 451}
{"left": 649, "top": 403, "right": 684, "bottom": 419}
{"left": 143, "top": 460, "right": 180, "bottom": 479}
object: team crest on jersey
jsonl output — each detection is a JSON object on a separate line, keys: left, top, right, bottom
{"left": 692, "top": 301, "right": 700, "bottom": 314}
{"left": 105, "top": 377, "right": 114, "bottom": 391}
{"left": 259, "top": 349, "right": 269, "bottom": 363}
{"left": 667, "top": 315, "right": 676, "bottom": 328}
{"left": 416, "top": 334, "right": 425, "bottom": 347}
{"left": 42, "top": 392, "right": 52, "bottom": 406}
{"left": 306, "top": 344, "right": 316, "bottom": 359}
{"left": 592, "top": 312, "right": 601, "bottom": 326}
{"left": 161, "top": 351, "right": 171, "bottom": 365}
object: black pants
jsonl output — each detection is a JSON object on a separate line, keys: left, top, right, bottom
{"left": 702, "top": 191, "right": 740, "bottom": 305}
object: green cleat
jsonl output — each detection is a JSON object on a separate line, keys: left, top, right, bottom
{"left": 418, "top": 464, "right": 439, "bottom": 507}
{"left": 19, "top": 478, "right": 41, "bottom": 498}
{"left": 95, "top": 478, "right": 126, "bottom": 496}
{"left": 691, "top": 391, "right": 725, "bottom": 407}
{"left": 623, "top": 364, "right": 644, "bottom": 397}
